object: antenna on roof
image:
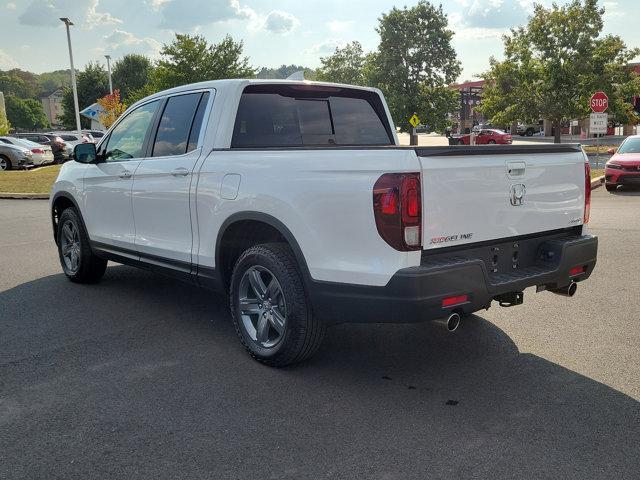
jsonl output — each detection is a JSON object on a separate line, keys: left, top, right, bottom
{"left": 286, "top": 70, "right": 305, "bottom": 81}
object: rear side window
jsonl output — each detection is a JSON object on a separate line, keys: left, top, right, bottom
{"left": 231, "top": 85, "right": 392, "bottom": 148}
{"left": 152, "top": 92, "right": 208, "bottom": 157}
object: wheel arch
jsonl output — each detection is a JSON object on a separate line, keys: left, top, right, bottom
{"left": 51, "top": 192, "right": 86, "bottom": 246}
{"left": 215, "top": 211, "right": 312, "bottom": 291}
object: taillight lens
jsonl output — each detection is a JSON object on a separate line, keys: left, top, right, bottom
{"left": 373, "top": 172, "right": 422, "bottom": 251}
{"left": 584, "top": 160, "right": 591, "bottom": 224}
{"left": 31, "top": 148, "right": 44, "bottom": 154}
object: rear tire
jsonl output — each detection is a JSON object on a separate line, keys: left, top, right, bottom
{"left": 0, "top": 155, "right": 11, "bottom": 171}
{"left": 488, "top": 139, "right": 496, "bottom": 144}
{"left": 57, "top": 207, "right": 107, "bottom": 283}
{"left": 230, "top": 243, "right": 325, "bottom": 367}
{"left": 526, "top": 128, "right": 534, "bottom": 137}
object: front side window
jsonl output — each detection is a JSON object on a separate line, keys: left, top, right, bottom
{"left": 103, "top": 101, "right": 159, "bottom": 161}
{"left": 152, "top": 92, "right": 206, "bottom": 157}
{"left": 231, "top": 85, "right": 392, "bottom": 148}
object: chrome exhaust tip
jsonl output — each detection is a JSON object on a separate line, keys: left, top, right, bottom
{"left": 433, "top": 312, "right": 461, "bottom": 332}
{"left": 550, "top": 281, "right": 577, "bottom": 297}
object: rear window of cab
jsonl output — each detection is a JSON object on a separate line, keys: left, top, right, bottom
{"left": 231, "top": 84, "right": 393, "bottom": 148}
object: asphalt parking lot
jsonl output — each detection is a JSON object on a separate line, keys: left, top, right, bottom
{"left": 1, "top": 189, "right": 639, "bottom": 480}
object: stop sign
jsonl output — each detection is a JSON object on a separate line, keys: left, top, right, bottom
{"left": 590, "top": 91, "right": 609, "bottom": 113}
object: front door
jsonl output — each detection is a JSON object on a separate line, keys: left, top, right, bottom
{"left": 82, "top": 100, "right": 160, "bottom": 252}
{"left": 131, "top": 91, "right": 211, "bottom": 268}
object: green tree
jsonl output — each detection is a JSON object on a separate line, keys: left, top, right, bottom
{"left": 5, "top": 96, "right": 50, "bottom": 130}
{"left": 150, "top": 34, "right": 255, "bottom": 92}
{"left": 112, "top": 54, "right": 153, "bottom": 101}
{"left": 0, "top": 71, "right": 39, "bottom": 99}
{"left": 257, "top": 64, "right": 315, "bottom": 80}
{"left": 372, "top": 1, "right": 461, "bottom": 131}
{"left": 316, "top": 42, "right": 368, "bottom": 85}
{"left": 59, "top": 62, "right": 110, "bottom": 129}
{"left": 479, "top": 0, "right": 640, "bottom": 143}
{"left": 36, "top": 70, "right": 70, "bottom": 95}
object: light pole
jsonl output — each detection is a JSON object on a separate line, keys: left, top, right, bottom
{"left": 60, "top": 17, "right": 81, "bottom": 132}
{"left": 104, "top": 55, "right": 113, "bottom": 94}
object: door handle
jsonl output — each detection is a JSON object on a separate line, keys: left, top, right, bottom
{"left": 119, "top": 170, "right": 132, "bottom": 179}
{"left": 171, "top": 168, "right": 190, "bottom": 177}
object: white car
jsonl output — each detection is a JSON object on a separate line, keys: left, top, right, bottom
{"left": 50, "top": 79, "right": 598, "bottom": 366}
{"left": 0, "top": 136, "right": 55, "bottom": 166}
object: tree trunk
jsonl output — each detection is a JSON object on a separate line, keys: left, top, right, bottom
{"left": 510, "top": 121, "right": 518, "bottom": 135}
{"left": 553, "top": 119, "right": 562, "bottom": 144}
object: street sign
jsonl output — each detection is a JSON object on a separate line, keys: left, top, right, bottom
{"left": 589, "top": 113, "right": 608, "bottom": 134}
{"left": 590, "top": 91, "right": 608, "bottom": 113}
{"left": 409, "top": 114, "right": 420, "bottom": 128}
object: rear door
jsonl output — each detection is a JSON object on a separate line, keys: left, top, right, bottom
{"left": 417, "top": 146, "right": 587, "bottom": 250}
{"left": 131, "top": 90, "right": 212, "bottom": 268}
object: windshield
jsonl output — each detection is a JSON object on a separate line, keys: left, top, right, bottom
{"left": 617, "top": 137, "right": 640, "bottom": 154}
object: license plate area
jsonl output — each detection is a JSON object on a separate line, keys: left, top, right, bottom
{"left": 421, "top": 227, "right": 582, "bottom": 280}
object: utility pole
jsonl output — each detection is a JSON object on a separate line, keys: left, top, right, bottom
{"left": 105, "top": 55, "right": 113, "bottom": 95}
{"left": 60, "top": 17, "right": 81, "bottom": 132}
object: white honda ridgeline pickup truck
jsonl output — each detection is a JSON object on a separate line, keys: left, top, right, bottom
{"left": 51, "top": 79, "right": 598, "bottom": 366}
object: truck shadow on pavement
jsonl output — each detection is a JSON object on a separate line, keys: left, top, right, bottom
{"left": 1, "top": 265, "right": 638, "bottom": 480}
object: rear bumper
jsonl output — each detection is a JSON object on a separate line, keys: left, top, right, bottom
{"left": 310, "top": 233, "right": 597, "bottom": 325}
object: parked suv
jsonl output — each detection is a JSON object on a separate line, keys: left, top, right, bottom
{"left": 14, "top": 133, "right": 66, "bottom": 163}
{"left": 51, "top": 79, "right": 598, "bottom": 366}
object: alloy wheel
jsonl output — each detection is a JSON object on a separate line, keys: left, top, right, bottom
{"left": 238, "top": 265, "right": 287, "bottom": 348}
{"left": 60, "top": 220, "right": 81, "bottom": 274}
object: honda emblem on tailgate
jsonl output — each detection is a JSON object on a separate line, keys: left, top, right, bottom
{"left": 510, "top": 184, "right": 526, "bottom": 206}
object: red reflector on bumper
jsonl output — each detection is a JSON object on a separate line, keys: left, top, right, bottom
{"left": 569, "top": 266, "right": 585, "bottom": 276}
{"left": 442, "top": 295, "right": 468, "bottom": 307}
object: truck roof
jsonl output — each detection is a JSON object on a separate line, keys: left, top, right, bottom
{"left": 133, "top": 78, "right": 382, "bottom": 108}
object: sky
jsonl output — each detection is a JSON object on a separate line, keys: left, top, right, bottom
{"left": 0, "top": 0, "right": 638, "bottom": 82}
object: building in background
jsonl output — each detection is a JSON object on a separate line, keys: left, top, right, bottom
{"left": 450, "top": 80, "right": 486, "bottom": 134}
{"left": 40, "top": 88, "right": 65, "bottom": 128}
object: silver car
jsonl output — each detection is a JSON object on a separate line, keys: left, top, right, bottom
{"left": 0, "top": 136, "right": 55, "bottom": 166}
{"left": 0, "top": 142, "right": 33, "bottom": 170}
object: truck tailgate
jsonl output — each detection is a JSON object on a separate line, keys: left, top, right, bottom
{"left": 416, "top": 145, "right": 587, "bottom": 250}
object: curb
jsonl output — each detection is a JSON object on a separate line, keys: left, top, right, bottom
{"left": 0, "top": 193, "right": 49, "bottom": 199}
{"left": 591, "top": 175, "right": 604, "bottom": 190}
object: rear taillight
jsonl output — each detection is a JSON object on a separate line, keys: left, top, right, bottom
{"left": 31, "top": 148, "right": 44, "bottom": 154}
{"left": 373, "top": 172, "right": 422, "bottom": 251}
{"left": 584, "top": 160, "right": 591, "bottom": 224}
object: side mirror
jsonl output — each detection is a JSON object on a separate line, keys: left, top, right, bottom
{"left": 607, "top": 148, "right": 616, "bottom": 155}
{"left": 74, "top": 143, "right": 97, "bottom": 164}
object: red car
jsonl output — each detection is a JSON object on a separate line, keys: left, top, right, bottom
{"left": 605, "top": 135, "right": 640, "bottom": 192}
{"left": 453, "top": 129, "right": 513, "bottom": 145}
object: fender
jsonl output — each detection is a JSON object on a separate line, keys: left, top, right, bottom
{"left": 50, "top": 191, "right": 88, "bottom": 246}
{"left": 214, "top": 211, "right": 313, "bottom": 284}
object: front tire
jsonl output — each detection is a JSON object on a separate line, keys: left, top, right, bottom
{"left": 605, "top": 184, "right": 617, "bottom": 192}
{"left": 0, "top": 155, "right": 11, "bottom": 171}
{"left": 57, "top": 207, "right": 107, "bottom": 283}
{"left": 230, "top": 243, "right": 325, "bottom": 367}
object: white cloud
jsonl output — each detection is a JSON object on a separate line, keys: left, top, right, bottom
{"left": 17, "top": 0, "right": 122, "bottom": 29}
{"left": 303, "top": 39, "right": 347, "bottom": 56}
{"left": 326, "top": 20, "right": 354, "bottom": 34}
{"left": 603, "top": 1, "right": 623, "bottom": 18}
{"left": 262, "top": 10, "right": 299, "bottom": 34}
{"left": 102, "top": 29, "right": 162, "bottom": 57}
{"left": 0, "top": 49, "right": 20, "bottom": 70}
{"left": 145, "top": 0, "right": 169, "bottom": 10}
{"left": 6, "top": 2, "right": 17, "bottom": 10}
{"left": 158, "top": 0, "right": 298, "bottom": 35}
{"left": 448, "top": 11, "right": 507, "bottom": 41}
